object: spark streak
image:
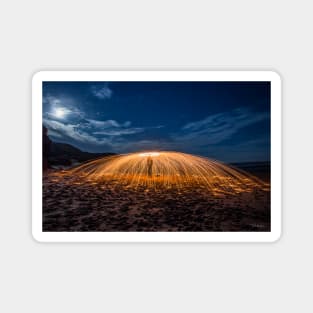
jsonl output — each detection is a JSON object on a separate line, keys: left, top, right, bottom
{"left": 67, "top": 151, "right": 268, "bottom": 194}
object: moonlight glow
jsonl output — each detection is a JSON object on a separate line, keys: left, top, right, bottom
{"left": 54, "top": 108, "right": 68, "bottom": 118}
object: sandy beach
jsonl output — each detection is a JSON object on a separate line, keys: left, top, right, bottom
{"left": 43, "top": 170, "right": 270, "bottom": 232}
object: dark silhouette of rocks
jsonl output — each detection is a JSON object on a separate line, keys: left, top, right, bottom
{"left": 42, "top": 125, "right": 115, "bottom": 168}
{"left": 43, "top": 126, "right": 51, "bottom": 171}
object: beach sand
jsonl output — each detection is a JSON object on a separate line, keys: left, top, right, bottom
{"left": 43, "top": 170, "right": 270, "bottom": 232}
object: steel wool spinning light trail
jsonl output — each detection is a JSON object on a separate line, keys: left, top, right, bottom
{"left": 67, "top": 151, "right": 268, "bottom": 194}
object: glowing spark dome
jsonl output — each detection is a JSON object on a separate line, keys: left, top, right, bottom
{"left": 67, "top": 151, "right": 268, "bottom": 195}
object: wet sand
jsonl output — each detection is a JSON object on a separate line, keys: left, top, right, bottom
{"left": 43, "top": 170, "right": 270, "bottom": 232}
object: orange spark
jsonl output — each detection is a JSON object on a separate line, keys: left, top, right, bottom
{"left": 67, "top": 151, "right": 268, "bottom": 195}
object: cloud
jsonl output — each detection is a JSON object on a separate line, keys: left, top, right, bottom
{"left": 43, "top": 111, "right": 146, "bottom": 152}
{"left": 43, "top": 95, "right": 61, "bottom": 107}
{"left": 43, "top": 95, "right": 85, "bottom": 122}
{"left": 123, "top": 121, "right": 131, "bottom": 127}
{"left": 83, "top": 119, "right": 143, "bottom": 136}
{"left": 175, "top": 108, "right": 269, "bottom": 145}
{"left": 85, "top": 119, "right": 121, "bottom": 129}
{"left": 93, "top": 128, "right": 144, "bottom": 136}
{"left": 43, "top": 95, "right": 143, "bottom": 143}
{"left": 42, "top": 92, "right": 165, "bottom": 153}
{"left": 90, "top": 84, "right": 113, "bottom": 100}
{"left": 43, "top": 118, "right": 111, "bottom": 146}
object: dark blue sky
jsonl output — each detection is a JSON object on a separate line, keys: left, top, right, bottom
{"left": 43, "top": 81, "right": 270, "bottom": 163}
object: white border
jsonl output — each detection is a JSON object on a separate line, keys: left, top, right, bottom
{"left": 32, "top": 71, "right": 281, "bottom": 242}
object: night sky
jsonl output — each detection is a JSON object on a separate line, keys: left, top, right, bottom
{"left": 43, "top": 81, "right": 270, "bottom": 163}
